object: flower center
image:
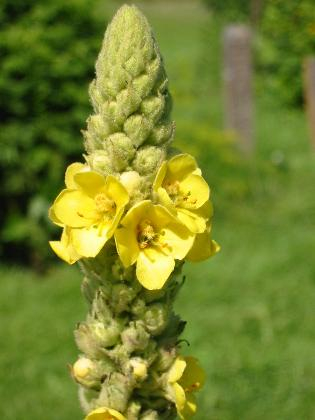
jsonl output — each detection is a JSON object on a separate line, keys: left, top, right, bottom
{"left": 164, "top": 181, "right": 197, "bottom": 206}
{"left": 137, "top": 220, "right": 157, "bottom": 249}
{"left": 94, "top": 193, "right": 116, "bottom": 216}
{"left": 164, "top": 180, "right": 180, "bottom": 198}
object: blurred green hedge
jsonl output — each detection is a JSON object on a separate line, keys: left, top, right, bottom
{"left": 202, "top": 0, "right": 252, "bottom": 22}
{"left": 258, "top": 0, "right": 315, "bottom": 107}
{"left": 204, "top": 0, "right": 315, "bottom": 108}
{"left": 0, "top": 0, "right": 107, "bottom": 267}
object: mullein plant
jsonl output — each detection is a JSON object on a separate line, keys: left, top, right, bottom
{"left": 49, "top": 5, "right": 219, "bottom": 420}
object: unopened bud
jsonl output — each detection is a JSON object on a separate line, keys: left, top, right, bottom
{"left": 140, "top": 410, "right": 159, "bottom": 420}
{"left": 111, "top": 283, "right": 137, "bottom": 313}
{"left": 72, "top": 356, "right": 114, "bottom": 390}
{"left": 105, "top": 133, "right": 135, "bottom": 172}
{"left": 155, "top": 347, "right": 177, "bottom": 372}
{"left": 75, "top": 319, "right": 122, "bottom": 357}
{"left": 86, "top": 150, "right": 113, "bottom": 175}
{"left": 130, "top": 357, "right": 148, "bottom": 380}
{"left": 131, "top": 298, "right": 146, "bottom": 317}
{"left": 73, "top": 357, "right": 93, "bottom": 379}
{"left": 132, "top": 146, "right": 165, "bottom": 175}
{"left": 120, "top": 171, "right": 141, "bottom": 196}
{"left": 121, "top": 321, "right": 150, "bottom": 353}
{"left": 142, "top": 303, "right": 168, "bottom": 336}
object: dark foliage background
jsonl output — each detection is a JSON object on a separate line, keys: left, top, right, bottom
{"left": 0, "top": 0, "right": 107, "bottom": 266}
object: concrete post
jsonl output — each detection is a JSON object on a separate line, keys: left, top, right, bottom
{"left": 303, "top": 57, "right": 315, "bottom": 150}
{"left": 223, "top": 25, "right": 254, "bottom": 156}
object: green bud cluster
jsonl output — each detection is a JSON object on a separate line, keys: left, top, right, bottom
{"left": 72, "top": 5, "right": 190, "bottom": 419}
{"left": 75, "top": 257, "right": 183, "bottom": 419}
{"left": 83, "top": 5, "right": 174, "bottom": 205}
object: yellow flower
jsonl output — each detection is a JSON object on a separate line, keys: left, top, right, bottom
{"left": 114, "top": 200, "right": 194, "bottom": 290}
{"left": 186, "top": 225, "right": 220, "bottom": 262}
{"left": 49, "top": 162, "right": 129, "bottom": 259}
{"left": 49, "top": 226, "right": 81, "bottom": 265}
{"left": 153, "top": 154, "right": 211, "bottom": 234}
{"left": 167, "top": 356, "right": 205, "bottom": 419}
{"left": 84, "top": 406, "right": 126, "bottom": 420}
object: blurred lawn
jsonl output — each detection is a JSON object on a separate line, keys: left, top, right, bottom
{"left": 1, "top": 1, "right": 315, "bottom": 419}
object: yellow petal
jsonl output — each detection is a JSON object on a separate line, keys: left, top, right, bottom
{"left": 153, "top": 161, "right": 168, "bottom": 191}
{"left": 177, "top": 208, "right": 207, "bottom": 234}
{"left": 85, "top": 406, "right": 126, "bottom": 420}
{"left": 115, "top": 226, "right": 139, "bottom": 267}
{"left": 65, "top": 162, "right": 86, "bottom": 189}
{"left": 172, "top": 382, "right": 186, "bottom": 413}
{"left": 136, "top": 248, "right": 175, "bottom": 290}
{"left": 105, "top": 175, "right": 129, "bottom": 208}
{"left": 156, "top": 187, "right": 176, "bottom": 213}
{"left": 179, "top": 357, "right": 206, "bottom": 392}
{"left": 179, "top": 174, "right": 209, "bottom": 209}
{"left": 120, "top": 200, "right": 152, "bottom": 228}
{"left": 192, "top": 168, "right": 202, "bottom": 176}
{"left": 160, "top": 223, "right": 194, "bottom": 260}
{"left": 197, "top": 200, "right": 213, "bottom": 220}
{"left": 48, "top": 206, "right": 63, "bottom": 227}
{"left": 49, "top": 228, "right": 81, "bottom": 264}
{"left": 167, "top": 154, "right": 197, "bottom": 182}
{"left": 74, "top": 170, "right": 106, "bottom": 198}
{"left": 107, "top": 206, "right": 125, "bottom": 239}
{"left": 168, "top": 357, "right": 187, "bottom": 383}
{"left": 187, "top": 231, "right": 220, "bottom": 262}
{"left": 53, "top": 190, "right": 96, "bottom": 227}
{"left": 71, "top": 224, "right": 110, "bottom": 258}
{"left": 148, "top": 204, "right": 175, "bottom": 230}
{"left": 180, "top": 393, "right": 197, "bottom": 419}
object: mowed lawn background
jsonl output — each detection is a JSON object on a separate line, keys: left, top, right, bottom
{"left": 1, "top": 1, "right": 315, "bottom": 419}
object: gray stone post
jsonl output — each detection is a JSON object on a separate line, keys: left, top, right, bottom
{"left": 303, "top": 57, "right": 315, "bottom": 150}
{"left": 223, "top": 25, "right": 254, "bottom": 156}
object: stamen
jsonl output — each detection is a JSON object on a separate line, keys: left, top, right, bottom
{"left": 137, "top": 220, "right": 157, "bottom": 249}
{"left": 94, "top": 193, "right": 116, "bottom": 216}
{"left": 164, "top": 180, "right": 180, "bottom": 198}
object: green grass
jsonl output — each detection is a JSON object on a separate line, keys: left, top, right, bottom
{"left": 2, "top": 0, "right": 315, "bottom": 419}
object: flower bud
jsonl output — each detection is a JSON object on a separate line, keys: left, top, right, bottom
{"left": 129, "top": 357, "right": 148, "bottom": 381}
{"left": 120, "top": 171, "right": 141, "bottom": 196}
{"left": 111, "top": 283, "right": 137, "bottom": 313}
{"left": 90, "top": 290, "right": 112, "bottom": 323}
{"left": 140, "top": 410, "right": 159, "bottom": 420}
{"left": 142, "top": 303, "right": 168, "bottom": 336}
{"left": 141, "top": 95, "right": 165, "bottom": 123}
{"left": 98, "top": 372, "right": 131, "bottom": 413}
{"left": 87, "top": 114, "right": 112, "bottom": 144}
{"left": 72, "top": 356, "right": 114, "bottom": 390}
{"left": 75, "top": 319, "right": 122, "bottom": 358}
{"left": 126, "top": 401, "right": 142, "bottom": 420}
{"left": 154, "top": 347, "right": 177, "bottom": 372}
{"left": 105, "top": 133, "right": 135, "bottom": 172}
{"left": 132, "top": 146, "right": 165, "bottom": 175}
{"left": 86, "top": 150, "right": 113, "bottom": 175}
{"left": 148, "top": 121, "right": 174, "bottom": 146}
{"left": 124, "top": 114, "right": 152, "bottom": 147}
{"left": 111, "top": 258, "right": 135, "bottom": 282}
{"left": 73, "top": 357, "right": 94, "bottom": 380}
{"left": 121, "top": 321, "right": 150, "bottom": 353}
{"left": 131, "top": 298, "right": 146, "bottom": 317}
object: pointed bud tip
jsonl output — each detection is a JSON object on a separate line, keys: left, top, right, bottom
{"left": 112, "top": 3, "right": 147, "bottom": 26}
